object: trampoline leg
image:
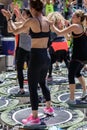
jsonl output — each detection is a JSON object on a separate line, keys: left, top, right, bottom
{"left": 83, "top": 108, "right": 87, "bottom": 119}
{"left": 7, "top": 126, "right": 9, "bottom": 130}
{"left": 2, "top": 123, "right": 5, "bottom": 129}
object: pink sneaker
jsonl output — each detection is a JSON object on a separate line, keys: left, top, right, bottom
{"left": 44, "top": 107, "right": 54, "bottom": 115}
{"left": 22, "top": 114, "right": 41, "bottom": 125}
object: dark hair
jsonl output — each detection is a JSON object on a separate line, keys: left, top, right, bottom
{"left": 75, "top": 9, "right": 85, "bottom": 22}
{"left": 30, "top": 0, "right": 43, "bottom": 12}
{"left": 23, "top": 8, "right": 32, "bottom": 17}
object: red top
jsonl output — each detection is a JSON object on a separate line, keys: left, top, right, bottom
{"left": 51, "top": 41, "right": 68, "bottom": 52}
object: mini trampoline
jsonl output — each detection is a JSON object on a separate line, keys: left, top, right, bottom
{"left": 0, "top": 84, "right": 29, "bottom": 96}
{"left": 0, "top": 71, "right": 17, "bottom": 81}
{"left": 51, "top": 89, "right": 87, "bottom": 108}
{"left": 53, "top": 66, "right": 68, "bottom": 77}
{"left": 0, "top": 84, "right": 46, "bottom": 104}
{"left": 68, "top": 121, "right": 87, "bottom": 130}
{"left": 0, "top": 95, "right": 19, "bottom": 112}
{"left": 0, "top": 79, "right": 16, "bottom": 88}
{"left": 0, "top": 104, "right": 84, "bottom": 130}
{"left": 47, "top": 75, "right": 68, "bottom": 86}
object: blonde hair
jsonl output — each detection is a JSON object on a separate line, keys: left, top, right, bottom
{"left": 83, "top": 13, "right": 87, "bottom": 29}
{"left": 47, "top": 12, "right": 65, "bottom": 26}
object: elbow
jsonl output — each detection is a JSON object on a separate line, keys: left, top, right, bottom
{"left": 12, "top": 29, "right": 19, "bottom": 35}
{"left": 13, "top": 32, "right": 18, "bottom": 35}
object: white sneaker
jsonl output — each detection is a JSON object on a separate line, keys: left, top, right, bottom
{"left": 66, "top": 99, "right": 76, "bottom": 105}
{"left": 81, "top": 91, "right": 87, "bottom": 99}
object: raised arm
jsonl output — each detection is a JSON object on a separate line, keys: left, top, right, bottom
{"left": 7, "top": 18, "right": 31, "bottom": 35}
{"left": 1, "top": 9, "right": 31, "bottom": 35}
{"left": 51, "top": 23, "right": 80, "bottom": 36}
{"left": 8, "top": 21, "right": 23, "bottom": 33}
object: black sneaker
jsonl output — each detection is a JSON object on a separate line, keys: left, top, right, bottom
{"left": 17, "top": 90, "right": 25, "bottom": 95}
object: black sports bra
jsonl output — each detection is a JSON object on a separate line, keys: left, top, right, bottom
{"left": 72, "top": 31, "right": 85, "bottom": 38}
{"left": 29, "top": 18, "right": 50, "bottom": 38}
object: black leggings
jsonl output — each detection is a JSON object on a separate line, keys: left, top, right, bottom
{"left": 48, "top": 47, "right": 69, "bottom": 76}
{"left": 16, "top": 47, "right": 30, "bottom": 89}
{"left": 68, "top": 60, "right": 84, "bottom": 84}
{"left": 28, "top": 48, "right": 50, "bottom": 110}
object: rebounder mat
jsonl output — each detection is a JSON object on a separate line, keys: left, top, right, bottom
{"left": 68, "top": 121, "right": 87, "bottom": 130}
{"left": 51, "top": 89, "right": 87, "bottom": 107}
{"left": 0, "top": 84, "right": 46, "bottom": 104}
{"left": 47, "top": 75, "right": 68, "bottom": 85}
{"left": 0, "top": 95, "right": 19, "bottom": 112}
{"left": 0, "top": 84, "right": 29, "bottom": 96}
{"left": 0, "top": 104, "right": 84, "bottom": 129}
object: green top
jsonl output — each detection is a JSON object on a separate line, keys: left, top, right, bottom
{"left": 64, "top": 0, "right": 69, "bottom": 12}
{"left": 45, "top": 3, "right": 54, "bottom": 16}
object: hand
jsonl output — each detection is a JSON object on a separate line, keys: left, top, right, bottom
{"left": 1, "top": 9, "right": 12, "bottom": 21}
{"left": 83, "top": 0, "right": 87, "bottom": 7}
{"left": 10, "top": 2, "right": 21, "bottom": 18}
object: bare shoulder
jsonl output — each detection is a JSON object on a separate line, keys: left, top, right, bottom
{"left": 43, "top": 16, "right": 51, "bottom": 25}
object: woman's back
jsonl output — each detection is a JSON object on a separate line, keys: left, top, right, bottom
{"left": 29, "top": 16, "right": 50, "bottom": 48}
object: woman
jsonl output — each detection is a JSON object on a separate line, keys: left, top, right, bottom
{"left": 8, "top": 8, "right": 32, "bottom": 95}
{"left": 15, "top": 9, "right": 32, "bottom": 95}
{"left": 47, "top": 12, "right": 69, "bottom": 79}
{"left": 50, "top": 9, "right": 87, "bottom": 104}
{"left": 1, "top": 0, "right": 54, "bottom": 125}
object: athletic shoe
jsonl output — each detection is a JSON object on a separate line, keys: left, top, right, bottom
{"left": 54, "top": 65, "right": 60, "bottom": 70}
{"left": 22, "top": 114, "right": 41, "bottom": 125}
{"left": 81, "top": 91, "right": 87, "bottom": 99}
{"left": 66, "top": 99, "right": 76, "bottom": 105}
{"left": 46, "top": 75, "right": 53, "bottom": 81}
{"left": 44, "top": 107, "right": 54, "bottom": 115}
{"left": 17, "top": 90, "right": 25, "bottom": 95}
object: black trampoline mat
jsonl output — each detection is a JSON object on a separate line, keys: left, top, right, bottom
{"left": 58, "top": 92, "right": 82, "bottom": 102}
{"left": 47, "top": 76, "right": 68, "bottom": 85}
{"left": 7, "top": 85, "right": 29, "bottom": 94}
{"left": 7, "top": 85, "right": 42, "bottom": 95}
{"left": 12, "top": 107, "right": 72, "bottom": 126}
{"left": 0, "top": 98, "right": 8, "bottom": 108}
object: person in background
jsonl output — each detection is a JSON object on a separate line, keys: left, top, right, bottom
{"left": 8, "top": 8, "right": 32, "bottom": 95}
{"left": 1, "top": 0, "right": 54, "bottom": 125}
{"left": 47, "top": 12, "right": 69, "bottom": 80}
{"left": 50, "top": 9, "right": 87, "bottom": 104}
{"left": 45, "top": 0, "right": 54, "bottom": 16}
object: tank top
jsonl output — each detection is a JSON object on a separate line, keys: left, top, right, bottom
{"left": 19, "top": 33, "right": 31, "bottom": 51}
{"left": 51, "top": 36, "right": 68, "bottom": 52}
{"left": 72, "top": 31, "right": 87, "bottom": 61}
{"left": 45, "top": 3, "right": 54, "bottom": 16}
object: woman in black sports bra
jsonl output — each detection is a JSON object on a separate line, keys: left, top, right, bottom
{"left": 1, "top": 0, "right": 54, "bottom": 125}
{"left": 51, "top": 9, "right": 87, "bottom": 104}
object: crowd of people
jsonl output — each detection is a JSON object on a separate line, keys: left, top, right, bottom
{"left": 1, "top": 0, "right": 87, "bottom": 126}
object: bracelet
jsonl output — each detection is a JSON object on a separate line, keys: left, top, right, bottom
{"left": 8, "top": 18, "right": 12, "bottom": 21}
